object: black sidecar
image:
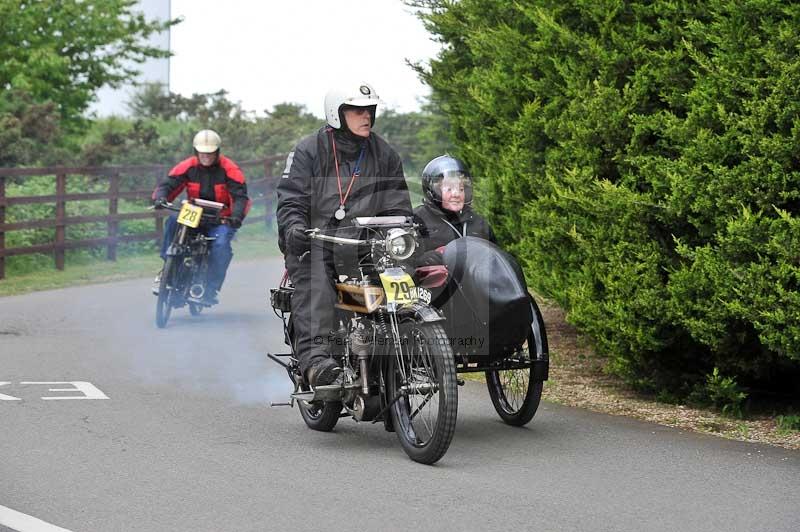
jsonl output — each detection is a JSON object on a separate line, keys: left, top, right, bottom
{"left": 419, "top": 236, "right": 549, "bottom": 426}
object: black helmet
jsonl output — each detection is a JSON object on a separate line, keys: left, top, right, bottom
{"left": 421, "top": 155, "right": 473, "bottom": 208}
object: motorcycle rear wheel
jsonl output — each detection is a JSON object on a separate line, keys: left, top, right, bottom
{"left": 485, "top": 297, "right": 548, "bottom": 426}
{"left": 298, "top": 383, "right": 342, "bottom": 432}
{"left": 388, "top": 321, "right": 458, "bottom": 465}
{"left": 155, "top": 258, "right": 175, "bottom": 328}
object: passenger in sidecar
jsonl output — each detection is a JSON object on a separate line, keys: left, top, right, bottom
{"left": 414, "top": 155, "right": 496, "bottom": 268}
{"left": 413, "top": 155, "right": 549, "bottom": 426}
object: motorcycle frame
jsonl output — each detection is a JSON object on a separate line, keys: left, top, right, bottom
{"left": 267, "top": 222, "right": 448, "bottom": 422}
{"left": 164, "top": 218, "right": 216, "bottom": 306}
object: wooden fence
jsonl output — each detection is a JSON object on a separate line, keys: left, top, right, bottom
{"left": 0, "top": 155, "right": 286, "bottom": 279}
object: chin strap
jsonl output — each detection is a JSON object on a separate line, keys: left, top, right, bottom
{"left": 440, "top": 216, "right": 467, "bottom": 239}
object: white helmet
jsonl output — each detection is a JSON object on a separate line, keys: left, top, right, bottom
{"left": 324, "top": 83, "right": 382, "bottom": 129}
{"left": 192, "top": 129, "right": 221, "bottom": 153}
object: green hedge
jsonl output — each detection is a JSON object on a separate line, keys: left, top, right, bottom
{"left": 416, "top": 0, "right": 800, "bottom": 393}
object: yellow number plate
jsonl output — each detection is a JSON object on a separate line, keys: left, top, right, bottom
{"left": 379, "top": 267, "right": 417, "bottom": 306}
{"left": 177, "top": 202, "right": 203, "bottom": 228}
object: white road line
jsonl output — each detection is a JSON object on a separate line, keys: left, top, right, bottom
{"left": 0, "top": 504, "right": 75, "bottom": 532}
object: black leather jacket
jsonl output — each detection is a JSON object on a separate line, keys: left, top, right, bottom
{"left": 276, "top": 127, "right": 411, "bottom": 253}
{"left": 415, "top": 202, "right": 496, "bottom": 248}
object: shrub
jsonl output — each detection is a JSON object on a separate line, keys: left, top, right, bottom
{"left": 776, "top": 415, "right": 800, "bottom": 432}
{"left": 415, "top": 0, "right": 800, "bottom": 392}
{"left": 705, "top": 368, "right": 748, "bottom": 418}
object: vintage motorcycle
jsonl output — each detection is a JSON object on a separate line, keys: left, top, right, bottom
{"left": 153, "top": 198, "right": 227, "bottom": 328}
{"left": 267, "top": 216, "right": 459, "bottom": 465}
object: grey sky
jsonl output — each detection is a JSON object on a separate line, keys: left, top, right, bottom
{"left": 170, "top": 0, "right": 442, "bottom": 117}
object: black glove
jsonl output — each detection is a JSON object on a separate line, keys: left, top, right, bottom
{"left": 153, "top": 197, "right": 168, "bottom": 210}
{"left": 417, "top": 249, "right": 445, "bottom": 267}
{"left": 286, "top": 224, "right": 311, "bottom": 255}
{"left": 227, "top": 216, "right": 242, "bottom": 229}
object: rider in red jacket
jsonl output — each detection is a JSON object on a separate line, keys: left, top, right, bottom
{"left": 152, "top": 129, "right": 250, "bottom": 304}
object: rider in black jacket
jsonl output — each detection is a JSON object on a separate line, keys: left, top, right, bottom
{"left": 414, "top": 155, "right": 496, "bottom": 267}
{"left": 277, "top": 83, "right": 412, "bottom": 387}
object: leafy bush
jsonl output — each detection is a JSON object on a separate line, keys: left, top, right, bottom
{"left": 414, "top": 0, "right": 800, "bottom": 393}
{"left": 776, "top": 414, "right": 800, "bottom": 432}
{"left": 705, "top": 368, "right": 748, "bottom": 418}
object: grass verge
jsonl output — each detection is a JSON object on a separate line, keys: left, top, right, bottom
{"left": 0, "top": 225, "right": 280, "bottom": 297}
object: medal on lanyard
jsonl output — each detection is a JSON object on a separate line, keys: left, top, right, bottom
{"left": 331, "top": 133, "right": 366, "bottom": 221}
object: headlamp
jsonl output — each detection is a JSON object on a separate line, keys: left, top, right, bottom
{"left": 385, "top": 228, "right": 416, "bottom": 261}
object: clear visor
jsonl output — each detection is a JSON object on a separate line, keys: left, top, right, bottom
{"left": 432, "top": 173, "right": 473, "bottom": 205}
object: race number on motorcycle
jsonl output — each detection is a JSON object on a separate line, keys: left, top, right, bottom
{"left": 379, "top": 267, "right": 418, "bottom": 306}
{"left": 177, "top": 202, "right": 203, "bottom": 228}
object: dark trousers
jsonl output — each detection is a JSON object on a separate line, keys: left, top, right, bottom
{"left": 284, "top": 243, "right": 339, "bottom": 375}
{"left": 161, "top": 214, "right": 236, "bottom": 293}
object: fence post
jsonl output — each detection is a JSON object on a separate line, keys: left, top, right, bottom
{"left": 107, "top": 171, "right": 119, "bottom": 261}
{"left": 153, "top": 171, "right": 163, "bottom": 246}
{"left": 55, "top": 173, "right": 66, "bottom": 271}
{"left": 0, "top": 175, "right": 5, "bottom": 280}
{"left": 263, "top": 160, "right": 275, "bottom": 233}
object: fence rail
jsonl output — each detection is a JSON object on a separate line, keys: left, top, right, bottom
{"left": 0, "top": 155, "right": 286, "bottom": 279}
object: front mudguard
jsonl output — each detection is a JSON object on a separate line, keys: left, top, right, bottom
{"left": 393, "top": 302, "right": 445, "bottom": 323}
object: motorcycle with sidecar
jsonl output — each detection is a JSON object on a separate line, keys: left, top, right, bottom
{"left": 267, "top": 220, "right": 549, "bottom": 464}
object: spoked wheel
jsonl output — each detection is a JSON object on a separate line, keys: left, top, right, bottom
{"left": 155, "top": 258, "right": 175, "bottom": 328}
{"left": 388, "top": 321, "right": 458, "bottom": 465}
{"left": 298, "top": 382, "right": 342, "bottom": 432}
{"left": 188, "top": 303, "right": 203, "bottom": 316}
{"left": 486, "top": 297, "right": 548, "bottom": 426}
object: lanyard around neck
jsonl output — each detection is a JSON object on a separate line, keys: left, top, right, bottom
{"left": 330, "top": 132, "right": 366, "bottom": 209}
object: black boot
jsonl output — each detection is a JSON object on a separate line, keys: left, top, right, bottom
{"left": 306, "top": 358, "right": 342, "bottom": 387}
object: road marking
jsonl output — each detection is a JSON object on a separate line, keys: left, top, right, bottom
{"left": 0, "top": 504, "right": 75, "bottom": 532}
{"left": 0, "top": 382, "right": 22, "bottom": 401}
{"left": 20, "top": 382, "right": 109, "bottom": 400}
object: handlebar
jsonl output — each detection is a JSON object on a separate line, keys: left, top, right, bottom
{"left": 305, "top": 229, "right": 370, "bottom": 246}
{"left": 151, "top": 201, "right": 230, "bottom": 222}
{"left": 305, "top": 226, "right": 418, "bottom": 262}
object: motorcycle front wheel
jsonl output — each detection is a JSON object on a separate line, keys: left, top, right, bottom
{"left": 388, "top": 321, "right": 458, "bottom": 465}
{"left": 155, "top": 258, "right": 175, "bottom": 328}
{"left": 485, "top": 297, "right": 548, "bottom": 426}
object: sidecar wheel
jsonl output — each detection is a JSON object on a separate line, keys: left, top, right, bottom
{"left": 155, "top": 258, "right": 175, "bottom": 328}
{"left": 388, "top": 322, "right": 458, "bottom": 465}
{"left": 298, "top": 385, "right": 342, "bottom": 432}
{"left": 486, "top": 297, "right": 548, "bottom": 426}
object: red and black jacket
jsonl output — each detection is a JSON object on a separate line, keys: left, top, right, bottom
{"left": 152, "top": 155, "right": 251, "bottom": 219}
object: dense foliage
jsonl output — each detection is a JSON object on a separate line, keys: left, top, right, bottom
{"left": 0, "top": 89, "right": 67, "bottom": 167}
{"left": 81, "top": 87, "right": 322, "bottom": 166}
{"left": 0, "top": 0, "right": 175, "bottom": 129}
{"left": 76, "top": 86, "right": 450, "bottom": 179}
{"left": 413, "top": 0, "right": 800, "bottom": 393}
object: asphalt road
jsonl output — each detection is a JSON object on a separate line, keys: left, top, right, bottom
{"left": 1, "top": 258, "right": 798, "bottom": 532}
